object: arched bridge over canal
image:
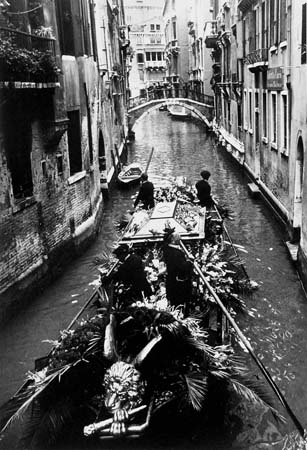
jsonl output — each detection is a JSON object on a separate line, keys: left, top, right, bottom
{"left": 127, "top": 89, "right": 214, "bottom": 137}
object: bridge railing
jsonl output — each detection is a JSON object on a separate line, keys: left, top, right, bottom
{"left": 128, "top": 88, "right": 214, "bottom": 110}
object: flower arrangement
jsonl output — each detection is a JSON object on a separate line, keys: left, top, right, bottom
{"left": 0, "top": 38, "right": 59, "bottom": 82}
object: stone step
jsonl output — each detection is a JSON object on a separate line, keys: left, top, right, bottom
{"left": 247, "top": 182, "right": 261, "bottom": 198}
{"left": 285, "top": 241, "right": 298, "bottom": 262}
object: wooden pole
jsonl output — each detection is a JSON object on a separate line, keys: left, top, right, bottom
{"left": 144, "top": 147, "right": 154, "bottom": 174}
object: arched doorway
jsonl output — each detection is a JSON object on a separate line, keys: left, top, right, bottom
{"left": 293, "top": 136, "right": 304, "bottom": 237}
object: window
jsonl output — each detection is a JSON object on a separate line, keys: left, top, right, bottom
{"left": 41, "top": 160, "right": 47, "bottom": 178}
{"left": 172, "top": 21, "right": 177, "bottom": 40}
{"left": 67, "top": 110, "right": 82, "bottom": 175}
{"left": 151, "top": 52, "right": 156, "bottom": 61}
{"left": 137, "top": 53, "right": 144, "bottom": 63}
{"left": 255, "top": 91, "right": 260, "bottom": 144}
{"left": 271, "top": 92, "right": 277, "bottom": 145}
{"left": 150, "top": 36, "right": 156, "bottom": 44}
{"left": 146, "top": 52, "right": 151, "bottom": 61}
{"left": 150, "top": 24, "right": 155, "bottom": 32}
{"left": 261, "top": 1, "right": 267, "bottom": 49}
{"left": 262, "top": 91, "right": 268, "bottom": 139}
{"left": 56, "top": 154, "right": 64, "bottom": 175}
{"left": 243, "top": 89, "right": 248, "bottom": 129}
{"left": 156, "top": 24, "right": 160, "bottom": 31}
{"left": 80, "top": 0, "right": 91, "bottom": 55}
{"left": 270, "top": 0, "right": 279, "bottom": 46}
{"left": 157, "top": 52, "right": 162, "bottom": 61}
{"left": 3, "top": 102, "right": 33, "bottom": 199}
{"left": 302, "top": 3, "right": 307, "bottom": 64}
{"left": 237, "top": 102, "right": 242, "bottom": 128}
{"left": 249, "top": 90, "right": 253, "bottom": 131}
{"left": 243, "top": 18, "right": 246, "bottom": 58}
{"left": 156, "top": 35, "right": 162, "bottom": 44}
{"left": 281, "top": 92, "right": 289, "bottom": 153}
{"left": 280, "top": 0, "right": 287, "bottom": 43}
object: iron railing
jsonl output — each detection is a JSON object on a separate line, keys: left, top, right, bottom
{"left": 0, "top": 26, "right": 56, "bottom": 55}
{"left": 243, "top": 48, "right": 268, "bottom": 65}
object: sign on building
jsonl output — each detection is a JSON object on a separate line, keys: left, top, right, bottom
{"left": 267, "top": 67, "right": 283, "bottom": 91}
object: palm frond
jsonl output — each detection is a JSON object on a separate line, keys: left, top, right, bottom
{"left": 228, "top": 376, "right": 286, "bottom": 423}
{"left": 184, "top": 373, "right": 208, "bottom": 411}
{"left": 20, "top": 396, "right": 76, "bottom": 449}
{"left": 159, "top": 320, "right": 188, "bottom": 340}
{"left": 0, "top": 364, "right": 77, "bottom": 435}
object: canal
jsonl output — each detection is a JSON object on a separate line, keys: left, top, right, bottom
{"left": 1, "top": 110, "right": 307, "bottom": 449}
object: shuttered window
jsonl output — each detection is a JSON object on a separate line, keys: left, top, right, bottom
{"left": 55, "top": 0, "right": 75, "bottom": 56}
{"left": 280, "top": 0, "right": 287, "bottom": 43}
{"left": 270, "top": 0, "right": 279, "bottom": 46}
{"left": 302, "top": 3, "right": 307, "bottom": 64}
{"left": 261, "top": 2, "right": 267, "bottom": 49}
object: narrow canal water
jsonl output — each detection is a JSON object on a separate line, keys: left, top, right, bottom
{"left": 1, "top": 110, "right": 307, "bottom": 449}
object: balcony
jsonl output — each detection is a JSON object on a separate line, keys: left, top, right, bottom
{"left": 145, "top": 60, "right": 166, "bottom": 71}
{"left": 0, "top": 27, "right": 59, "bottom": 88}
{"left": 243, "top": 48, "right": 268, "bottom": 72}
{"left": 204, "top": 21, "right": 218, "bottom": 49}
{"left": 166, "top": 39, "right": 180, "bottom": 55}
{"left": 164, "top": 74, "right": 180, "bottom": 84}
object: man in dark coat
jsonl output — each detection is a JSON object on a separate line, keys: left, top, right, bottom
{"left": 195, "top": 170, "right": 214, "bottom": 208}
{"left": 134, "top": 173, "right": 154, "bottom": 210}
{"left": 162, "top": 232, "right": 193, "bottom": 311}
{"left": 106, "top": 244, "right": 153, "bottom": 301}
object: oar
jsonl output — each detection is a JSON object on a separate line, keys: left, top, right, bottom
{"left": 180, "top": 240, "right": 306, "bottom": 438}
{"left": 144, "top": 147, "right": 154, "bottom": 175}
{"left": 67, "top": 259, "right": 119, "bottom": 331}
{"left": 213, "top": 202, "right": 249, "bottom": 279}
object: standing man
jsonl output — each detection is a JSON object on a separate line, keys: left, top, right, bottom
{"left": 161, "top": 231, "right": 193, "bottom": 313}
{"left": 134, "top": 173, "right": 155, "bottom": 210}
{"left": 103, "top": 244, "right": 153, "bottom": 302}
{"left": 195, "top": 170, "right": 214, "bottom": 208}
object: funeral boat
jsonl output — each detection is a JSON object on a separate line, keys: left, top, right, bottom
{"left": 0, "top": 181, "right": 285, "bottom": 450}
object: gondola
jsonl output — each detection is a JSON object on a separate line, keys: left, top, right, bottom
{"left": 0, "top": 180, "right": 285, "bottom": 450}
{"left": 117, "top": 162, "right": 143, "bottom": 185}
{"left": 117, "top": 147, "right": 155, "bottom": 187}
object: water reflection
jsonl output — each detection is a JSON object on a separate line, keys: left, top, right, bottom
{"left": 0, "top": 110, "right": 307, "bottom": 449}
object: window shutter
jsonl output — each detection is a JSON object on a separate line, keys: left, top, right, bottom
{"left": 302, "top": 3, "right": 307, "bottom": 64}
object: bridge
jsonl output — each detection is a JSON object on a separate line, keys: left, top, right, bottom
{"left": 127, "top": 88, "right": 215, "bottom": 138}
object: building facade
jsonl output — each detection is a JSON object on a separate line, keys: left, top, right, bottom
{"left": 0, "top": 0, "right": 128, "bottom": 320}
{"left": 205, "top": 0, "right": 307, "bottom": 286}
{"left": 129, "top": 17, "right": 166, "bottom": 97}
{"left": 187, "top": 0, "right": 213, "bottom": 95}
{"left": 124, "top": 0, "right": 165, "bottom": 97}
{"left": 162, "top": 0, "right": 191, "bottom": 89}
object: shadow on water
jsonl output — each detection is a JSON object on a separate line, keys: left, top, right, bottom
{"left": 1, "top": 110, "right": 307, "bottom": 449}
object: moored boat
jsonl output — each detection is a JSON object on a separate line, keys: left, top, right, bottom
{"left": 117, "top": 148, "right": 155, "bottom": 187}
{"left": 168, "top": 105, "right": 190, "bottom": 119}
{"left": 117, "top": 162, "right": 143, "bottom": 186}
